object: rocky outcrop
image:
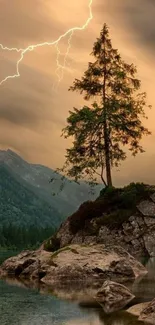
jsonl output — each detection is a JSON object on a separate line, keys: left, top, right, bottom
{"left": 0, "top": 245, "right": 147, "bottom": 288}
{"left": 139, "top": 298, "right": 155, "bottom": 324}
{"left": 0, "top": 249, "right": 51, "bottom": 280}
{"left": 127, "top": 302, "right": 149, "bottom": 317}
{"left": 128, "top": 299, "right": 155, "bottom": 324}
{"left": 45, "top": 194, "right": 155, "bottom": 258}
{"left": 95, "top": 280, "right": 135, "bottom": 313}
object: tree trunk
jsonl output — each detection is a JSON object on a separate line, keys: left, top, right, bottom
{"left": 105, "top": 151, "right": 112, "bottom": 186}
{"left": 103, "top": 121, "right": 112, "bottom": 187}
{"left": 103, "top": 43, "right": 112, "bottom": 187}
{"left": 101, "top": 164, "right": 107, "bottom": 187}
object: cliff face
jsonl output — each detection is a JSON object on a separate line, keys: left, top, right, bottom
{"left": 44, "top": 184, "right": 155, "bottom": 257}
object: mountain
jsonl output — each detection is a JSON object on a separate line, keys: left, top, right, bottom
{"left": 43, "top": 183, "right": 155, "bottom": 258}
{"left": 0, "top": 149, "right": 102, "bottom": 248}
{"left": 0, "top": 164, "right": 62, "bottom": 229}
{"left": 0, "top": 149, "right": 102, "bottom": 217}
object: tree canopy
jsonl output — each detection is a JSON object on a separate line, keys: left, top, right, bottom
{"left": 61, "top": 24, "right": 151, "bottom": 187}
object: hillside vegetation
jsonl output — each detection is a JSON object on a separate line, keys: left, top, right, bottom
{"left": 0, "top": 149, "right": 101, "bottom": 249}
{"left": 0, "top": 165, "right": 59, "bottom": 248}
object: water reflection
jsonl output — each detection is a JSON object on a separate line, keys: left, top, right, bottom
{"left": 97, "top": 310, "right": 144, "bottom": 325}
{"left": 1, "top": 252, "right": 155, "bottom": 325}
{"left": 0, "top": 278, "right": 95, "bottom": 325}
{"left": 0, "top": 277, "right": 145, "bottom": 325}
{"left": 64, "top": 310, "right": 144, "bottom": 325}
{"left": 130, "top": 258, "right": 155, "bottom": 302}
{"left": 65, "top": 317, "right": 102, "bottom": 325}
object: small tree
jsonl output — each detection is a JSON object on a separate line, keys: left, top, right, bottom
{"left": 61, "top": 24, "right": 151, "bottom": 187}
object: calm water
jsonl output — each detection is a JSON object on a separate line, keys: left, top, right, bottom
{"left": 0, "top": 251, "right": 154, "bottom": 325}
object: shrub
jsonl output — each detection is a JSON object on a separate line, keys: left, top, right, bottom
{"left": 44, "top": 234, "right": 60, "bottom": 252}
{"left": 69, "top": 183, "right": 154, "bottom": 234}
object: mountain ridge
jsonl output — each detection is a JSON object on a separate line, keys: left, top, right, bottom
{"left": 0, "top": 149, "right": 102, "bottom": 248}
{"left": 0, "top": 149, "right": 102, "bottom": 216}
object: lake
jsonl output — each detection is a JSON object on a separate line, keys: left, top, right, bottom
{"left": 0, "top": 250, "right": 154, "bottom": 325}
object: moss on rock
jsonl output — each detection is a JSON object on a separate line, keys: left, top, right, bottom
{"left": 43, "top": 183, "right": 155, "bottom": 252}
{"left": 69, "top": 183, "right": 154, "bottom": 233}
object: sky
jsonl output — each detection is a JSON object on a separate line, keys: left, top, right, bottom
{"left": 0, "top": 0, "right": 155, "bottom": 186}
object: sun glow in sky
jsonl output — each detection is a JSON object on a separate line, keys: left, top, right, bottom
{"left": 0, "top": 0, "right": 155, "bottom": 185}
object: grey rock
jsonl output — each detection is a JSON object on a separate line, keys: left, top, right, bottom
{"left": 137, "top": 200, "right": 155, "bottom": 217}
{"left": 0, "top": 249, "right": 51, "bottom": 280}
{"left": 137, "top": 216, "right": 145, "bottom": 227}
{"left": 150, "top": 193, "right": 155, "bottom": 203}
{"left": 144, "top": 232, "right": 155, "bottom": 257}
{"left": 57, "top": 220, "right": 73, "bottom": 248}
{"left": 52, "top": 209, "right": 155, "bottom": 257}
{"left": 95, "top": 280, "right": 135, "bottom": 313}
{"left": 144, "top": 217, "right": 155, "bottom": 226}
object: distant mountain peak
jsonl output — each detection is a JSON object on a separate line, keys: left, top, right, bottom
{"left": 0, "top": 148, "right": 102, "bottom": 214}
{"left": 0, "top": 148, "right": 20, "bottom": 159}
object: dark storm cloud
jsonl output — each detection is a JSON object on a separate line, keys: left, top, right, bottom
{"left": 0, "top": 0, "right": 155, "bottom": 185}
{"left": 0, "top": 0, "right": 88, "bottom": 47}
{"left": 0, "top": 60, "right": 71, "bottom": 131}
{"left": 118, "top": 0, "right": 155, "bottom": 50}
{"left": 0, "top": 0, "right": 68, "bottom": 48}
{"left": 0, "top": 64, "right": 55, "bottom": 128}
{"left": 95, "top": 0, "right": 155, "bottom": 53}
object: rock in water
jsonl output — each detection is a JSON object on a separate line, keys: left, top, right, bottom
{"left": 139, "top": 298, "right": 155, "bottom": 324}
{"left": 127, "top": 302, "right": 149, "bottom": 316}
{"left": 95, "top": 280, "right": 135, "bottom": 313}
{"left": 0, "top": 245, "right": 147, "bottom": 289}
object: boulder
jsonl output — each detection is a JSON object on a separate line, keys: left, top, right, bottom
{"left": 95, "top": 280, "right": 135, "bottom": 313}
{"left": 0, "top": 249, "right": 51, "bottom": 280}
{"left": 42, "top": 245, "right": 148, "bottom": 287}
{"left": 127, "top": 302, "right": 149, "bottom": 317}
{"left": 139, "top": 298, "right": 155, "bottom": 324}
{"left": 137, "top": 200, "right": 155, "bottom": 217}
{"left": 0, "top": 244, "right": 147, "bottom": 289}
{"left": 43, "top": 185, "right": 155, "bottom": 258}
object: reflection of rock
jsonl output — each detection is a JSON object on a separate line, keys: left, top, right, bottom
{"left": 0, "top": 245, "right": 147, "bottom": 288}
{"left": 64, "top": 319, "right": 103, "bottom": 325}
{"left": 95, "top": 281, "right": 135, "bottom": 313}
{"left": 98, "top": 309, "right": 144, "bottom": 325}
{"left": 139, "top": 298, "right": 155, "bottom": 324}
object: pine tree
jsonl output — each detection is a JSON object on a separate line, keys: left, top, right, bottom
{"left": 62, "top": 24, "right": 151, "bottom": 187}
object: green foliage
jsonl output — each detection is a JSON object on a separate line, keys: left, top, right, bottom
{"left": 98, "top": 183, "right": 154, "bottom": 228}
{"left": 0, "top": 165, "right": 59, "bottom": 248}
{"left": 68, "top": 183, "right": 153, "bottom": 233}
{"left": 96, "top": 209, "right": 133, "bottom": 229}
{"left": 50, "top": 246, "right": 72, "bottom": 258}
{"left": 69, "top": 201, "right": 99, "bottom": 234}
{"left": 44, "top": 234, "right": 60, "bottom": 252}
{"left": 99, "top": 182, "right": 152, "bottom": 208}
{"left": 45, "top": 243, "right": 79, "bottom": 255}
{"left": 61, "top": 23, "right": 151, "bottom": 186}
{"left": 0, "top": 224, "right": 56, "bottom": 249}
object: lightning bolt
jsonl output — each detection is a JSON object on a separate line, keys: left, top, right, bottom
{"left": 0, "top": 0, "right": 93, "bottom": 87}
{"left": 53, "top": 30, "right": 74, "bottom": 92}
